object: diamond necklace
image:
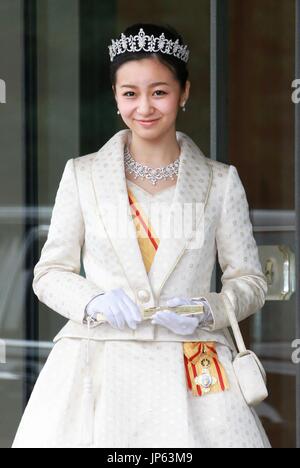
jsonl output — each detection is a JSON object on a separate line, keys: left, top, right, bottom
{"left": 124, "top": 144, "right": 181, "bottom": 186}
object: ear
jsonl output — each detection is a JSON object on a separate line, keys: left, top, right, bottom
{"left": 112, "top": 86, "right": 118, "bottom": 106}
{"left": 183, "top": 80, "right": 191, "bottom": 103}
{"left": 179, "top": 81, "right": 191, "bottom": 107}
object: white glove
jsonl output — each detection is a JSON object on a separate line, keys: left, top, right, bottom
{"left": 151, "top": 296, "right": 213, "bottom": 336}
{"left": 85, "top": 288, "right": 142, "bottom": 330}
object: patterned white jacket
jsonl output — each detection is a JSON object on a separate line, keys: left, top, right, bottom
{"left": 32, "top": 129, "right": 268, "bottom": 349}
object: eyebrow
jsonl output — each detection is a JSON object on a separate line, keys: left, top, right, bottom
{"left": 120, "top": 82, "right": 170, "bottom": 89}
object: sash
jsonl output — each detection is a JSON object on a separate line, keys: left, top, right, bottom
{"left": 183, "top": 342, "right": 229, "bottom": 396}
{"left": 128, "top": 188, "right": 159, "bottom": 273}
{"left": 128, "top": 187, "right": 229, "bottom": 397}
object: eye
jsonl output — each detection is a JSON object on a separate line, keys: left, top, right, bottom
{"left": 154, "top": 90, "right": 167, "bottom": 96}
{"left": 123, "top": 91, "right": 135, "bottom": 97}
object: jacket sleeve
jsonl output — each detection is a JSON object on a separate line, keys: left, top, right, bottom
{"left": 194, "top": 164, "right": 268, "bottom": 332}
{"left": 32, "top": 158, "right": 105, "bottom": 324}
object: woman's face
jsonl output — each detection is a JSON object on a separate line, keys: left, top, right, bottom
{"left": 113, "top": 57, "right": 190, "bottom": 140}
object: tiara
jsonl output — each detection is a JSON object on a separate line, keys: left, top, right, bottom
{"left": 108, "top": 28, "right": 190, "bottom": 63}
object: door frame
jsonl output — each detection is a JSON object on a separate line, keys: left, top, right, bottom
{"left": 295, "top": 0, "right": 300, "bottom": 450}
{"left": 23, "top": 0, "right": 40, "bottom": 405}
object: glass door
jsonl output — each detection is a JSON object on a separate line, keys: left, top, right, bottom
{"left": 0, "top": 0, "right": 81, "bottom": 447}
{"left": 211, "top": 0, "right": 299, "bottom": 448}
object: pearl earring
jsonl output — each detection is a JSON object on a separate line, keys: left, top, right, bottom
{"left": 117, "top": 110, "right": 120, "bottom": 115}
{"left": 181, "top": 101, "right": 186, "bottom": 112}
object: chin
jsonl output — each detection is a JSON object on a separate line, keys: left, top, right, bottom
{"left": 135, "top": 129, "right": 167, "bottom": 141}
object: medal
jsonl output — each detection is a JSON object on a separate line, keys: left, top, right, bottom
{"left": 194, "top": 352, "right": 217, "bottom": 393}
{"left": 183, "top": 342, "right": 229, "bottom": 397}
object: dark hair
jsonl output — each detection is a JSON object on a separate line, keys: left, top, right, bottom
{"left": 109, "top": 23, "right": 189, "bottom": 92}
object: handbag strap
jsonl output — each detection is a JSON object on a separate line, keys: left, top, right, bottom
{"left": 224, "top": 295, "right": 247, "bottom": 354}
{"left": 224, "top": 294, "right": 267, "bottom": 383}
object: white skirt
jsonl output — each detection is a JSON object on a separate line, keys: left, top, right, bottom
{"left": 12, "top": 338, "right": 271, "bottom": 448}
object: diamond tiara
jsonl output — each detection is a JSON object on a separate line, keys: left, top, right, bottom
{"left": 108, "top": 28, "right": 190, "bottom": 63}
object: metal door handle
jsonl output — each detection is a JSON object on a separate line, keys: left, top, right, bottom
{"left": 265, "top": 259, "right": 275, "bottom": 285}
{"left": 258, "top": 245, "right": 295, "bottom": 300}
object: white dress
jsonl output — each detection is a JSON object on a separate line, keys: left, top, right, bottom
{"left": 12, "top": 180, "right": 271, "bottom": 449}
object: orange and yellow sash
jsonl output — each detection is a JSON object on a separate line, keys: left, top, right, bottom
{"left": 183, "top": 342, "right": 229, "bottom": 396}
{"left": 128, "top": 188, "right": 159, "bottom": 274}
{"left": 128, "top": 187, "right": 229, "bottom": 397}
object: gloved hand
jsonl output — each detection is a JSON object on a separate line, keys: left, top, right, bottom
{"left": 151, "top": 296, "right": 213, "bottom": 335}
{"left": 85, "top": 288, "right": 142, "bottom": 330}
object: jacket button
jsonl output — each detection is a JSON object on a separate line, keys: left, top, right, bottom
{"left": 137, "top": 289, "right": 151, "bottom": 303}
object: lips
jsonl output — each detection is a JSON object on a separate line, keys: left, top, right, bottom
{"left": 137, "top": 119, "right": 159, "bottom": 122}
{"left": 136, "top": 118, "right": 160, "bottom": 127}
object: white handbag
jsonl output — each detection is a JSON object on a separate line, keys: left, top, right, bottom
{"left": 225, "top": 302, "right": 268, "bottom": 407}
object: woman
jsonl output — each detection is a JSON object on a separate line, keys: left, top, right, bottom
{"left": 12, "top": 23, "right": 271, "bottom": 448}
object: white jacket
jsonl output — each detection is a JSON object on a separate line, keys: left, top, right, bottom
{"left": 32, "top": 129, "right": 267, "bottom": 348}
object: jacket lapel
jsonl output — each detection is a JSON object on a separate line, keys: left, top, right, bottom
{"left": 91, "top": 129, "right": 213, "bottom": 303}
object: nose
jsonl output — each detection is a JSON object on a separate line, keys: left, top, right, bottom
{"left": 137, "top": 96, "right": 154, "bottom": 116}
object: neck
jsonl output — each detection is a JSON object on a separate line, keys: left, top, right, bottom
{"left": 127, "top": 130, "right": 181, "bottom": 167}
